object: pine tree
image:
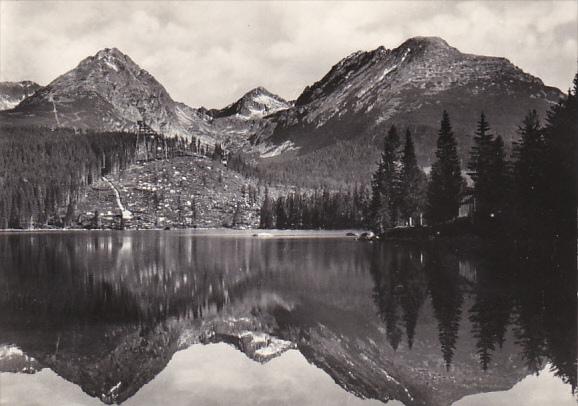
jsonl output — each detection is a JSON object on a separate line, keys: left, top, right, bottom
{"left": 426, "top": 111, "right": 464, "bottom": 224}
{"left": 370, "top": 163, "right": 389, "bottom": 233}
{"left": 543, "top": 73, "right": 577, "bottom": 238}
{"left": 259, "top": 188, "right": 274, "bottom": 229}
{"left": 468, "top": 113, "right": 495, "bottom": 220}
{"left": 370, "top": 125, "right": 401, "bottom": 233}
{"left": 231, "top": 202, "right": 242, "bottom": 227}
{"left": 488, "top": 135, "right": 509, "bottom": 220}
{"left": 513, "top": 110, "right": 548, "bottom": 234}
{"left": 399, "top": 129, "right": 427, "bottom": 226}
{"left": 275, "top": 197, "right": 288, "bottom": 229}
{"left": 468, "top": 113, "right": 493, "bottom": 179}
{"left": 386, "top": 127, "right": 402, "bottom": 224}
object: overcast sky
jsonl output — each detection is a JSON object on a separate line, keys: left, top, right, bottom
{"left": 1, "top": 1, "right": 576, "bottom": 108}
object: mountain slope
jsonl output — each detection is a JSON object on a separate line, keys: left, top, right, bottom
{"left": 209, "top": 87, "right": 291, "bottom": 119}
{"left": 0, "top": 50, "right": 288, "bottom": 150}
{"left": 252, "top": 36, "right": 563, "bottom": 171}
{"left": 1, "top": 48, "right": 214, "bottom": 141}
{"left": 0, "top": 81, "right": 41, "bottom": 110}
{"left": 179, "top": 87, "right": 290, "bottom": 151}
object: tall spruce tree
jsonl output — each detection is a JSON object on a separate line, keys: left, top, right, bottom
{"left": 387, "top": 127, "right": 402, "bottom": 224}
{"left": 513, "top": 110, "right": 548, "bottom": 234}
{"left": 370, "top": 125, "right": 400, "bottom": 233}
{"left": 468, "top": 113, "right": 495, "bottom": 220}
{"left": 275, "top": 197, "right": 288, "bottom": 229}
{"left": 259, "top": 188, "right": 274, "bottom": 229}
{"left": 543, "top": 74, "right": 577, "bottom": 238}
{"left": 399, "top": 129, "right": 427, "bottom": 226}
{"left": 370, "top": 164, "right": 389, "bottom": 233}
{"left": 468, "top": 113, "right": 511, "bottom": 225}
{"left": 488, "top": 135, "right": 509, "bottom": 219}
{"left": 426, "top": 111, "right": 464, "bottom": 224}
{"left": 468, "top": 113, "right": 493, "bottom": 180}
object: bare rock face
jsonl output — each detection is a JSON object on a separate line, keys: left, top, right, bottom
{"left": 0, "top": 50, "right": 290, "bottom": 150}
{"left": 0, "top": 81, "right": 41, "bottom": 110}
{"left": 3, "top": 48, "right": 215, "bottom": 142}
{"left": 196, "top": 87, "right": 290, "bottom": 150}
{"left": 253, "top": 36, "right": 563, "bottom": 166}
{"left": 210, "top": 87, "right": 291, "bottom": 119}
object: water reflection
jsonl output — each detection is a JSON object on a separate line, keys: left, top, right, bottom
{"left": 0, "top": 231, "right": 575, "bottom": 406}
{"left": 369, "top": 241, "right": 576, "bottom": 391}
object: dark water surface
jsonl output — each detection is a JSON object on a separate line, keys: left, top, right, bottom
{"left": 0, "top": 230, "right": 575, "bottom": 406}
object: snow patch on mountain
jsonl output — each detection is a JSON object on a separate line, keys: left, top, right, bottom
{"left": 260, "top": 140, "right": 299, "bottom": 158}
{"left": 104, "top": 60, "right": 119, "bottom": 72}
{"left": 0, "top": 97, "right": 20, "bottom": 110}
{"left": 379, "top": 65, "right": 398, "bottom": 81}
{"left": 210, "top": 87, "right": 291, "bottom": 120}
{"left": 252, "top": 93, "right": 289, "bottom": 114}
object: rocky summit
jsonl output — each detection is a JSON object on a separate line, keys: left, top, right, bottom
{"left": 254, "top": 36, "right": 563, "bottom": 166}
{"left": 199, "top": 87, "right": 291, "bottom": 151}
{"left": 1, "top": 48, "right": 217, "bottom": 142}
{"left": 209, "top": 86, "right": 291, "bottom": 120}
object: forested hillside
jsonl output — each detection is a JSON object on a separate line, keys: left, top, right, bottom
{"left": 0, "top": 126, "right": 281, "bottom": 230}
{"left": 0, "top": 127, "right": 203, "bottom": 228}
{"left": 0, "top": 127, "right": 138, "bottom": 228}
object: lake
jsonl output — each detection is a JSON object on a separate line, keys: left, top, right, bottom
{"left": 0, "top": 230, "right": 575, "bottom": 406}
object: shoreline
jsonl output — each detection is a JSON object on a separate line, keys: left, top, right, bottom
{"left": 0, "top": 228, "right": 369, "bottom": 239}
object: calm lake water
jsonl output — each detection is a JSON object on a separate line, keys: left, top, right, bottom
{"left": 0, "top": 230, "right": 575, "bottom": 406}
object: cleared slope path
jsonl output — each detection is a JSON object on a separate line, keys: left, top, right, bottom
{"left": 102, "top": 176, "right": 132, "bottom": 220}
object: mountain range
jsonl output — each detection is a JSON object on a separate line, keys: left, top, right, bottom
{"left": 0, "top": 36, "right": 564, "bottom": 183}
{"left": 256, "top": 37, "right": 562, "bottom": 164}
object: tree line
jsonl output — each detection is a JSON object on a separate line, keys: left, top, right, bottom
{"left": 369, "top": 74, "right": 576, "bottom": 240}
{"left": 228, "top": 140, "right": 376, "bottom": 189}
{"left": 0, "top": 126, "right": 204, "bottom": 228}
{"left": 259, "top": 186, "right": 369, "bottom": 229}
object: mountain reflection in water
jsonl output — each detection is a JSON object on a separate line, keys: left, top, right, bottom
{"left": 0, "top": 231, "right": 575, "bottom": 406}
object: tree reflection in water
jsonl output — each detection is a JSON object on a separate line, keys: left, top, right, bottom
{"left": 368, "top": 240, "right": 576, "bottom": 391}
{"left": 0, "top": 231, "right": 575, "bottom": 405}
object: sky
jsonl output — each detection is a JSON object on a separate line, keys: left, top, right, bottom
{"left": 0, "top": 1, "right": 576, "bottom": 108}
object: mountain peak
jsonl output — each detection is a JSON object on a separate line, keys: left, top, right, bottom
{"left": 396, "top": 36, "right": 458, "bottom": 60}
{"left": 72, "top": 47, "right": 142, "bottom": 76}
{"left": 210, "top": 87, "right": 290, "bottom": 119}
{"left": 243, "top": 86, "right": 273, "bottom": 98}
{"left": 248, "top": 86, "right": 268, "bottom": 94}
{"left": 9, "top": 46, "right": 202, "bottom": 138}
{"left": 401, "top": 36, "right": 450, "bottom": 49}
{"left": 95, "top": 47, "right": 128, "bottom": 60}
{"left": 265, "top": 34, "right": 563, "bottom": 175}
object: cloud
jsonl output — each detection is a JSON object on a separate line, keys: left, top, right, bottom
{"left": 1, "top": 1, "right": 576, "bottom": 107}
